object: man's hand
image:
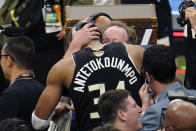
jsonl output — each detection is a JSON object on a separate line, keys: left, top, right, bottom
{"left": 185, "top": 7, "right": 196, "bottom": 32}
{"left": 71, "top": 23, "right": 100, "bottom": 48}
{"left": 52, "top": 102, "right": 74, "bottom": 120}
{"left": 139, "top": 84, "right": 154, "bottom": 111}
{"left": 55, "top": 102, "right": 74, "bottom": 113}
{"left": 56, "top": 29, "right": 66, "bottom": 40}
{"left": 63, "top": 23, "right": 100, "bottom": 58}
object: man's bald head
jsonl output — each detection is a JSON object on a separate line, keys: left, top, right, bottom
{"left": 165, "top": 100, "right": 196, "bottom": 131}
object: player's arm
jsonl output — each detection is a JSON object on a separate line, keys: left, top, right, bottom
{"left": 32, "top": 60, "right": 65, "bottom": 130}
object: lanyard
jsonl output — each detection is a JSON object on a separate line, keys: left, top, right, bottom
{"left": 15, "top": 72, "right": 34, "bottom": 81}
{"left": 9, "top": 71, "right": 35, "bottom": 87}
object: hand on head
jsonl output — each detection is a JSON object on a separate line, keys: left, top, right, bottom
{"left": 71, "top": 23, "right": 100, "bottom": 48}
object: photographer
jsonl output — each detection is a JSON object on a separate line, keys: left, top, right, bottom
{"left": 185, "top": 7, "right": 196, "bottom": 32}
{"left": 183, "top": 5, "right": 196, "bottom": 89}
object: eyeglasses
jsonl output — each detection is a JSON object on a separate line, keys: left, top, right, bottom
{"left": 1, "top": 54, "right": 9, "bottom": 57}
{"left": 0, "top": 54, "right": 9, "bottom": 60}
{"left": 0, "top": 54, "right": 15, "bottom": 61}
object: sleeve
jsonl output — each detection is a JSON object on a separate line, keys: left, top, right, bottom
{"left": 139, "top": 105, "right": 161, "bottom": 131}
{"left": 0, "top": 89, "right": 20, "bottom": 121}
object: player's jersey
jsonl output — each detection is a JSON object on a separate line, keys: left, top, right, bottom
{"left": 68, "top": 43, "right": 144, "bottom": 131}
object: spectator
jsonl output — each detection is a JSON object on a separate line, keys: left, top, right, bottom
{"left": 102, "top": 21, "right": 138, "bottom": 45}
{"left": 32, "top": 22, "right": 144, "bottom": 131}
{"left": 0, "top": 118, "right": 34, "bottom": 131}
{"left": 165, "top": 100, "right": 196, "bottom": 131}
{"left": 184, "top": 7, "right": 196, "bottom": 89}
{"left": 26, "top": 0, "right": 65, "bottom": 86}
{"left": 0, "top": 36, "right": 44, "bottom": 123}
{"left": 139, "top": 45, "right": 196, "bottom": 130}
{"left": 98, "top": 89, "right": 142, "bottom": 131}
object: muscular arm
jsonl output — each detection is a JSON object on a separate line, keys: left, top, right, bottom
{"left": 34, "top": 61, "right": 65, "bottom": 120}
{"left": 32, "top": 57, "right": 74, "bottom": 130}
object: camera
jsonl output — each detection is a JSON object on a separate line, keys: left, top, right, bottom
{"left": 167, "top": 90, "right": 196, "bottom": 105}
{"left": 158, "top": 90, "right": 196, "bottom": 130}
{"left": 176, "top": 0, "right": 196, "bottom": 27}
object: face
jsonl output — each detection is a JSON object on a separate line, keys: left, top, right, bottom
{"left": 0, "top": 44, "right": 10, "bottom": 80}
{"left": 103, "top": 26, "right": 128, "bottom": 44}
{"left": 124, "top": 96, "right": 143, "bottom": 131}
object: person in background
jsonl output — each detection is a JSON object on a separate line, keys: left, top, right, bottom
{"left": 26, "top": 0, "right": 65, "bottom": 86}
{"left": 98, "top": 89, "right": 142, "bottom": 131}
{"left": 139, "top": 45, "right": 196, "bottom": 131}
{"left": 0, "top": 36, "right": 44, "bottom": 123}
{"left": 102, "top": 21, "right": 138, "bottom": 45}
{"left": 183, "top": 7, "right": 196, "bottom": 89}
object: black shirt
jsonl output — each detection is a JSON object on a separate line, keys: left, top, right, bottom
{"left": 68, "top": 43, "right": 144, "bottom": 131}
{"left": 0, "top": 77, "right": 44, "bottom": 123}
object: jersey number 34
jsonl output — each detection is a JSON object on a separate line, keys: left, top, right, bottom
{"left": 88, "top": 81, "right": 125, "bottom": 119}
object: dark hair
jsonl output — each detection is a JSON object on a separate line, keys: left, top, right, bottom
{"left": 93, "top": 124, "right": 120, "bottom": 131}
{"left": 102, "top": 21, "right": 138, "bottom": 44}
{"left": 142, "top": 45, "right": 176, "bottom": 83}
{"left": 98, "top": 89, "right": 131, "bottom": 124}
{"left": 4, "top": 36, "right": 35, "bottom": 69}
{"left": 0, "top": 118, "right": 34, "bottom": 131}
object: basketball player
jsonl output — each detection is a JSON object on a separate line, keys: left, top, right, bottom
{"left": 32, "top": 22, "right": 144, "bottom": 131}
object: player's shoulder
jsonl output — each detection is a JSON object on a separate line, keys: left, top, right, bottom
{"left": 51, "top": 56, "right": 74, "bottom": 73}
{"left": 124, "top": 43, "right": 144, "bottom": 55}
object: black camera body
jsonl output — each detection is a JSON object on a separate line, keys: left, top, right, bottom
{"left": 177, "top": 0, "right": 196, "bottom": 27}
{"left": 167, "top": 90, "right": 196, "bottom": 105}
{"left": 158, "top": 90, "right": 196, "bottom": 130}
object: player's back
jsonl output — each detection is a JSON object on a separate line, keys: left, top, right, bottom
{"left": 68, "top": 42, "right": 144, "bottom": 131}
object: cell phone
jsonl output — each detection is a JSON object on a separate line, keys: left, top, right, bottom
{"left": 145, "top": 78, "right": 155, "bottom": 95}
{"left": 159, "top": 108, "right": 167, "bottom": 130}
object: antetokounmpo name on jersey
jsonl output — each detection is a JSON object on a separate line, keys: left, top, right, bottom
{"left": 74, "top": 57, "right": 137, "bottom": 92}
